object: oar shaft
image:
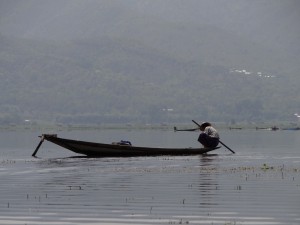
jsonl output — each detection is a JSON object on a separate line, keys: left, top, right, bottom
{"left": 192, "top": 120, "right": 201, "bottom": 127}
{"left": 219, "top": 140, "right": 235, "bottom": 154}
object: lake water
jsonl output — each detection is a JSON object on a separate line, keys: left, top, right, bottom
{"left": 0, "top": 128, "right": 299, "bottom": 225}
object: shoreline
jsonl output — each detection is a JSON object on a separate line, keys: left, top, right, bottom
{"left": 0, "top": 121, "right": 299, "bottom": 132}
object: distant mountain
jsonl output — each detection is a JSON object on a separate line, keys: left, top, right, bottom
{"left": 1, "top": 33, "right": 298, "bottom": 124}
{"left": 0, "top": 0, "right": 299, "bottom": 124}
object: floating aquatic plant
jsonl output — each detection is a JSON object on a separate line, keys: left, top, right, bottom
{"left": 261, "top": 163, "right": 274, "bottom": 170}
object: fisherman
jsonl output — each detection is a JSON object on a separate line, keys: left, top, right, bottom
{"left": 198, "top": 122, "right": 219, "bottom": 148}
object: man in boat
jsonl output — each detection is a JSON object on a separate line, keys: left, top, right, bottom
{"left": 198, "top": 122, "right": 219, "bottom": 148}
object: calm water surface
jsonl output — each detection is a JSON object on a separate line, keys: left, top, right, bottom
{"left": 0, "top": 129, "right": 299, "bottom": 225}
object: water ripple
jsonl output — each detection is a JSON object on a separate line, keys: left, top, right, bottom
{"left": 1, "top": 155, "right": 299, "bottom": 225}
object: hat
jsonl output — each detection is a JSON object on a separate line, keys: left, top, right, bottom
{"left": 200, "top": 122, "right": 211, "bottom": 130}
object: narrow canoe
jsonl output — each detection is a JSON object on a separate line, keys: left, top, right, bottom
{"left": 40, "top": 134, "right": 221, "bottom": 157}
{"left": 282, "top": 127, "right": 300, "bottom": 131}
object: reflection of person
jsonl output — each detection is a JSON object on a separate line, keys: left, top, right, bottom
{"left": 198, "top": 122, "right": 219, "bottom": 148}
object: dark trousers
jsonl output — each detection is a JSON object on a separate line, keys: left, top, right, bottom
{"left": 198, "top": 133, "right": 219, "bottom": 148}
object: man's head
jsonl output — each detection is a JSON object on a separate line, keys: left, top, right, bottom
{"left": 200, "top": 122, "right": 211, "bottom": 131}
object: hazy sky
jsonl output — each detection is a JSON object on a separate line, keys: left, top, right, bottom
{"left": 0, "top": 0, "right": 299, "bottom": 43}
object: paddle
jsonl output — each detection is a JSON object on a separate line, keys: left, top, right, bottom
{"left": 192, "top": 120, "right": 235, "bottom": 154}
{"left": 32, "top": 136, "right": 45, "bottom": 157}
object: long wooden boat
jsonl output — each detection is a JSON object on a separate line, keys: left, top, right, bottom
{"left": 282, "top": 127, "right": 300, "bottom": 131}
{"left": 33, "top": 134, "right": 221, "bottom": 157}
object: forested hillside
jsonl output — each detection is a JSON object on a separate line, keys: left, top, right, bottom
{"left": 0, "top": 0, "right": 299, "bottom": 125}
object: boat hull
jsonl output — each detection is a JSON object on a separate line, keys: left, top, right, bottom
{"left": 42, "top": 134, "right": 220, "bottom": 157}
